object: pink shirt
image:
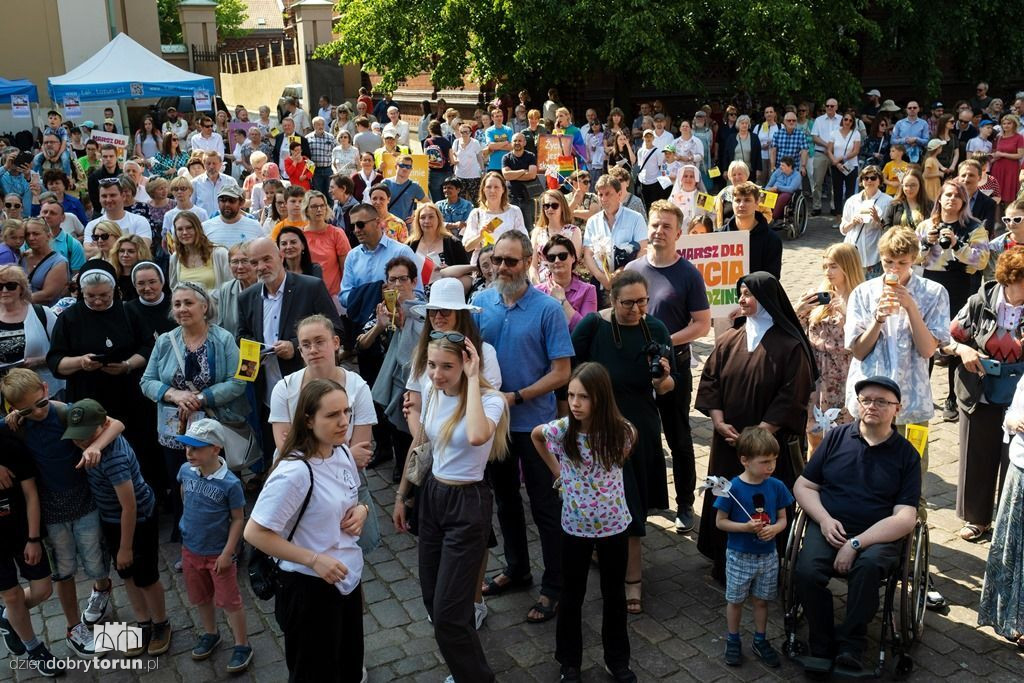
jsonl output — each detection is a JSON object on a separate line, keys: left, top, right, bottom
{"left": 304, "top": 225, "right": 351, "bottom": 297}
{"left": 536, "top": 276, "right": 597, "bottom": 331}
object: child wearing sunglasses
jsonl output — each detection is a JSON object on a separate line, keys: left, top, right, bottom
{"left": 988, "top": 199, "right": 1024, "bottom": 273}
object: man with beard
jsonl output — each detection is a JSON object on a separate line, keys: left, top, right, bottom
{"left": 501, "top": 133, "right": 539, "bottom": 228}
{"left": 201, "top": 185, "right": 263, "bottom": 246}
{"left": 162, "top": 107, "right": 189, "bottom": 148}
{"left": 191, "top": 151, "right": 239, "bottom": 216}
{"left": 473, "top": 231, "right": 573, "bottom": 624}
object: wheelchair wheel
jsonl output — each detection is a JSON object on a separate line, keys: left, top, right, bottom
{"left": 899, "top": 521, "right": 929, "bottom": 645}
{"left": 779, "top": 507, "right": 808, "bottom": 657}
{"left": 790, "top": 192, "right": 809, "bottom": 239}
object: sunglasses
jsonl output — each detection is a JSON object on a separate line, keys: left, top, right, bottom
{"left": 545, "top": 251, "right": 570, "bottom": 263}
{"left": 14, "top": 397, "right": 49, "bottom": 418}
{"left": 861, "top": 175, "right": 880, "bottom": 181}
{"left": 427, "top": 308, "right": 453, "bottom": 317}
{"left": 351, "top": 219, "right": 372, "bottom": 230}
{"left": 429, "top": 330, "right": 465, "bottom": 343}
{"left": 97, "top": 177, "right": 120, "bottom": 187}
{"left": 397, "top": 163, "right": 413, "bottom": 170}
{"left": 1003, "top": 216, "right": 1024, "bottom": 226}
{"left": 4, "top": 202, "right": 21, "bottom": 209}
{"left": 542, "top": 203, "right": 560, "bottom": 210}
{"left": 490, "top": 256, "right": 522, "bottom": 267}
{"left": 94, "top": 233, "right": 111, "bottom": 241}
{"left": 0, "top": 281, "right": 20, "bottom": 291}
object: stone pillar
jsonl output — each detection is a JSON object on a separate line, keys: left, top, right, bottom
{"left": 292, "top": 0, "right": 335, "bottom": 110}
{"left": 178, "top": 0, "right": 218, "bottom": 74}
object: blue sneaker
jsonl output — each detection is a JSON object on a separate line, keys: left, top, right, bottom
{"left": 752, "top": 638, "right": 780, "bottom": 667}
{"left": 226, "top": 645, "right": 253, "bottom": 673}
{"left": 724, "top": 638, "right": 742, "bottom": 666}
{"left": 191, "top": 632, "right": 221, "bottom": 660}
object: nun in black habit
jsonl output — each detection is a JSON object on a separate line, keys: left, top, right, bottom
{"left": 694, "top": 271, "right": 818, "bottom": 582}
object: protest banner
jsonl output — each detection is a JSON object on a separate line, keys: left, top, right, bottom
{"left": 675, "top": 231, "right": 750, "bottom": 316}
{"left": 409, "top": 153, "right": 429, "bottom": 198}
{"left": 63, "top": 94, "right": 81, "bottom": 118}
{"left": 193, "top": 88, "right": 211, "bottom": 112}
{"left": 11, "top": 94, "right": 29, "bottom": 118}
{"left": 228, "top": 121, "right": 250, "bottom": 140}
{"left": 91, "top": 130, "right": 130, "bottom": 162}
{"left": 536, "top": 134, "right": 573, "bottom": 171}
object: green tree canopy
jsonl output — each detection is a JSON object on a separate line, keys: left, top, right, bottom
{"left": 315, "top": 0, "right": 1023, "bottom": 104}
{"left": 158, "top": 0, "right": 250, "bottom": 44}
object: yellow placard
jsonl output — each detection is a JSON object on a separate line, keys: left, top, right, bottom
{"left": 708, "top": 166, "right": 721, "bottom": 178}
{"left": 695, "top": 192, "right": 717, "bottom": 212}
{"left": 235, "top": 339, "right": 262, "bottom": 382}
{"left": 758, "top": 190, "right": 779, "bottom": 210}
{"left": 904, "top": 424, "right": 928, "bottom": 458}
{"left": 408, "top": 154, "right": 430, "bottom": 199}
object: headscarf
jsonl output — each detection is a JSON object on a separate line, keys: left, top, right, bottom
{"left": 130, "top": 261, "right": 166, "bottom": 306}
{"left": 263, "top": 162, "right": 281, "bottom": 180}
{"left": 77, "top": 259, "right": 119, "bottom": 308}
{"left": 736, "top": 271, "right": 819, "bottom": 380}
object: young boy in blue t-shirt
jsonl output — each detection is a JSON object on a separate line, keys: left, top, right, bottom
{"left": 175, "top": 419, "right": 251, "bottom": 674}
{"left": 714, "top": 427, "right": 794, "bottom": 668}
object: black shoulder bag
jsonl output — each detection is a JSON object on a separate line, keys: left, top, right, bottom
{"left": 248, "top": 459, "right": 314, "bottom": 600}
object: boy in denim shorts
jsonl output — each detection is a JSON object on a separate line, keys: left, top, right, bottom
{"left": 714, "top": 427, "right": 793, "bottom": 668}
{"left": 0, "top": 369, "right": 123, "bottom": 659}
{"left": 175, "top": 420, "right": 251, "bottom": 673}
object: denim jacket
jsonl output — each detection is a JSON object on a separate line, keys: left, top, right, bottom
{"left": 140, "top": 324, "right": 250, "bottom": 423}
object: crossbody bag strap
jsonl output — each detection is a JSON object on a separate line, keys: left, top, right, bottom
{"left": 285, "top": 459, "right": 315, "bottom": 543}
{"left": 168, "top": 333, "right": 200, "bottom": 393}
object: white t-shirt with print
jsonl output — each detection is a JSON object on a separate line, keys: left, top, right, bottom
{"left": 423, "top": 390, "right": 506, "bottom": 482}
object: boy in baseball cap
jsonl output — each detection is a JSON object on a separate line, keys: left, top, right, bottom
{"left": 174, "top": 419, "right": 251, "bottom": 672}
{"left": 63, "top": 399, "right": 170, "bottom": 657}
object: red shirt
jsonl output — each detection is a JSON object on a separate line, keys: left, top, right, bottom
{"left": 284, "top": 157, "right": 313, "bottom": 190}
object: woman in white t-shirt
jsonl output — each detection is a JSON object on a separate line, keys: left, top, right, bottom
{"left": 826, "top": 111, "right": 863, "bottom": 216}
{"left": 453, "top": 122, "right": 485, "bottom": 201}
{"left": 269, "top": 315, "right": 376, "bottom": 461}
{"left": 244, "top": 379, "right": 369, "bottom": 682}
{"left": 393, "top": 334, "right": 508, "bottom": 683}
{"left": 461, "top": 171, "right": 527, "bottom": 253}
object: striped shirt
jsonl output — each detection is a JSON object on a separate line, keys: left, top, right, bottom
{"left": 84, "top": 435, "right": 156, "bottom": 524}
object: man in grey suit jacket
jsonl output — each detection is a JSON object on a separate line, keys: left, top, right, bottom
{"left": 236, "top": 238, "right": 343, "bottom": 463}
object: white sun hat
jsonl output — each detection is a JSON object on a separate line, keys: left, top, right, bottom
{"left": 411, "top": 278, "right": 480, "bottom": 318}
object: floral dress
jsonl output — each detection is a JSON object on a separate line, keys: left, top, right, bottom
{"left": 799, "top": 293, "right": 853, "bottom": 434}
{"left": 542, "top": 417, "right": 632, "bottom": 538}
{"left": 158, "top": 342, "right": 213, "bottom": 450}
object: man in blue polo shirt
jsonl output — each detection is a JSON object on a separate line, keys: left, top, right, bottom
{"left": 793, "top": 376, "right": 920, "bottom": 673}
{"left": 484, "top": 107, "right": 514, "bottom": 172}
{"left": 473, "top": 230, "right": 573, "bottom": 624}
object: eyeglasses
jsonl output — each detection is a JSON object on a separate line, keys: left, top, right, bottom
{"left": 617, "top": 297, "right": 649, "bottom": 309}
{"left": 1003, "top": 216, "right": 1024, "bottom": 226}
{"left": 826, "top": 104, "right": 838, "bottom": 108}
{"left": 857, "top": 396, "right": 899, "bottom": 408}
{"left": 97, "top": 177, "right": 120, "bottom": 187}
{"left": 387, "top": 275, "right": 411, "bottom": 285}
{"left": 229, "top": 258, "right": 249, "bottom": 266}
{"left": 4, "top": 202, "right": 21, "bottom": 209}
{"left": 94, "top": 233, "right": 112, "bottom": 241}
{"left": 397, "top": 163, "right": 413, "bottom": 170}
{"left": 545, "top": 251, "right": 570, "bottom": 263}
{"left": 13, "top": 398, "right": 49, "bottom": 417}
{"left": 490, "top": 256, "right": 522, "bottom": 267}
{"left": 861, "top": 175, "right": 880, "bottom": 181}
{"left": 542, "top": 202, "right": 560, "bottom": 210}
{"left": 0, "top": 282, "right": 20, "bottom": 291}
{"left": 307, "top": 204, "right": 327, "bottom": 211}
{"left": 429, "top": 331, "right": 465, "bottom": 343}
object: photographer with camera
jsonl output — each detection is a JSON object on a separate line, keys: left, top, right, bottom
{"left": 695, "top": 272, "right": 817, "bottom": 585}
{"left": 626, "top": 200, "right": 710, "bottom": 533}
{"left": 916, "top": 179, "right": 990, "bottom": 422}
{"left": 570, "top": 269, "right": 677, "bottom": 615}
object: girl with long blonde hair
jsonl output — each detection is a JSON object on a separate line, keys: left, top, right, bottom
{"left": 795, "top": 242, "right": 864, "bottom": 448}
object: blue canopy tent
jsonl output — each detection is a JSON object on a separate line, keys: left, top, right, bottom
{"left": 47, "top": 33, "right": 215, "bottom": 102}
{"left": 0, "top": 78, "right": 39, "bottom": 102}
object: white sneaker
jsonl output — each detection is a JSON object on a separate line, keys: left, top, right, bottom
{"left": 444, "top": 676, "right": 455, "bottom": 683}
{"left": 81, "top": 587, "right": 110, "bottom": 626}
{"left": 67, "top": 622, "right": 102, "bottom": 658}
{"left": 474, "top": 599, "right": 488, "bottom": 630}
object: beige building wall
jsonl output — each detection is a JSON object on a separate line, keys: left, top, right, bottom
{"left": 220, "top": 64, "right": 305, "bottom": 115}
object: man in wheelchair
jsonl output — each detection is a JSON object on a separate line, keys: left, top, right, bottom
{"left": 792, "top": 376, "right": 920, "bottom": 672}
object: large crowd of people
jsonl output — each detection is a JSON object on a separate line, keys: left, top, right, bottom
{"left": 0, "top": 83, "right": 1023, "bottom": 682}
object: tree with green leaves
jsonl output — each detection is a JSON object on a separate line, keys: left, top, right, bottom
{"left": 158, "top": 0, "right": 250, "bottom": 44}
{"left": 314, "top": 0, "right": 1023, "bottom": 105}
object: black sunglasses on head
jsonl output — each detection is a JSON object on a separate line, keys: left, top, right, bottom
{"left": 97, "top": 177, "right": 120, "bottom": 187}
{"left": 429, "top": 330, "right": 465, "bottom": 343}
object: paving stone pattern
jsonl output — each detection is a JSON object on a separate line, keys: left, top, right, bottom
{"left": 2, "top": 218, "right": 1022, "bottom": 681}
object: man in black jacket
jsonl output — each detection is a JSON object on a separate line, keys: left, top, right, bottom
{"left": 724, "top": 181, "right": 783, "bottom": 279}
{"left": 957, "top": 159, "right": 997, "bottom": 237}
{"left": 86, "top": 145, "right": 121, "bottom": 217}
{"left": 237, "top": 238, "right": 343, "bottom": 464}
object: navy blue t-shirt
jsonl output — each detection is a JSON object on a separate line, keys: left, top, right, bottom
{"left": 802, "top": 422, "right": 921, "bottom": 536}
{"left": 84, "top": 435, "right": 156, "bottom": 525}
{"left": 625, "top": 256, "right": 710, "bottom": 338}
{"left": 714, "top": 475, "right": 794, "bottom": 554}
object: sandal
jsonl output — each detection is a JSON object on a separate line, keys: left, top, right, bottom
{"left": 526, "top": 598, "right": 558, "bottom": 623}
{"left": 625, "top": 580, "right": 643, "bottom": 615}
{"left": 958, "top": 523, "right": 988, "bottom": 541}
{"left": 481, "top": 572, "right": 533, "bottom": 597}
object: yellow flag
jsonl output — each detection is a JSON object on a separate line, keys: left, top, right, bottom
{"left": 235, "top": 339, "right": 262, "bottom": 382}
{"left": 904, "top": 424, "right": 928, "bottom": 458}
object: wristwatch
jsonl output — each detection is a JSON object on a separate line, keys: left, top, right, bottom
{"left": 514, "top": 390, "right": 524, "bottom": 405}
{"left": 850, "top": 537, "right": 862, "bottom": 552}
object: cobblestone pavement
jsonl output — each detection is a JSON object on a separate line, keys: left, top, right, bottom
{"left": 4, "top": 217, "right": 1023, "bottom": 682}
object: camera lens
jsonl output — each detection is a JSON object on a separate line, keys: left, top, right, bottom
{"left": 938, "top": 235, "right": 952, "bottom": 249}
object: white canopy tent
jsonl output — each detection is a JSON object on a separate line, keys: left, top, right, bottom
{"left": 48, "top": 33, "right": 215, "bottom": 103}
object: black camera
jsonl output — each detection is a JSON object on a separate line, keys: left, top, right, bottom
{"left": 938, "top": 234, "right": 952, "bottom": 250}
{"left": 644, "top": 342, "right": 673, "bottom": 378}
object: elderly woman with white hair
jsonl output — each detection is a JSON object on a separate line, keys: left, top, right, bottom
{"left": 713, "top": 160, "right": 771, "bottom": 228}
{"left": 717, "top": 114, "right": 761, "bottom": 181}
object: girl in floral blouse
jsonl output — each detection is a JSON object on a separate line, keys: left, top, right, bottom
{"left": 795, "top": 243, "right": 864, "bottom": 450}
{"left": 531, "top": 362, "right": 637, "bottom": 683}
